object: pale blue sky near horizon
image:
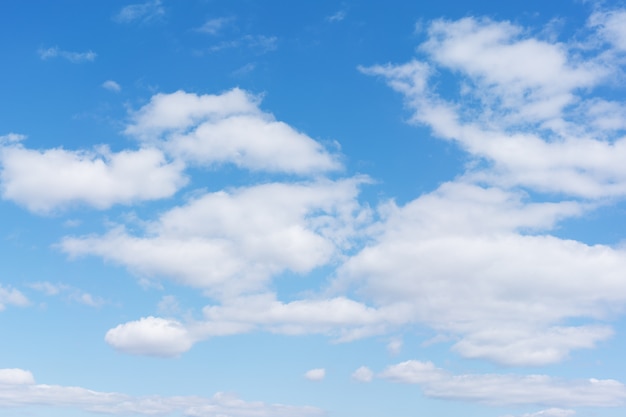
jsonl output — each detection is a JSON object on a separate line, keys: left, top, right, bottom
{"left": 2, "top": 1, "right": 626, "bottom": 417}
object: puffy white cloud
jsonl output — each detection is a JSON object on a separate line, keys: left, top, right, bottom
{"left": 0, "top": 369, "right": 34, "bottom": 385}
{"left": 335, "top": 181, "right": 626, "bottom": 365}
{"left": 0, "top": 145, "right": 186, "bottom": 213}
{"left": 351, "top": 366, "right": 374, "bottom": 383}
{"left": 104, "top": 316, "right": 195, "bottom": 357}
{"left": 380, "top": 360, "right": 626, "bottom": 407}
{"left": 362, "top": 16, "right": 626, "bottom": 199}
{"left": 113, "top": 0, "right": 164, "bottom": 24}
{"left": 125, "top": 89, "right": 340, "bottom": 174}
{"left": 38, "top": 46, "right": 96, "bottom": 63}
{"left": 304, "top": 368, "right": 326, "bottom": 381}
{"left": 0, "top": 368, "right": 322, "bottom": 416}
{"left": 196, "top": 17, "right": 234, "bottom": 35}
{"left": 0, "top": 285, "right": 29, "bottom": 311}
{"left": 61, "top": 178, "right": 369, "bottom": 298}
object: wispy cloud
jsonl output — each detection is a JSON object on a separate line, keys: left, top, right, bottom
{"left": 380, "top": 360, "right": 626, "bottom": 408}
{"left": 326, "top": 9, "right": 347, "bottom": 23}
{"left": 0, "top": 368, "right": 323, "bottom": 416}
{"left": 113, "top": 0, "right": 164, "bottom": 24}
{"left": 28, "top": 282, "right": 105, "bottom": 307}
{"left": 196, "top": 17, "right": 234, "bottom": 35}
{"left": 102, "top": 80, "right": 122, "bottom": 92}
{"left": 37, "top": 46, "right": 96, "bottom": 63}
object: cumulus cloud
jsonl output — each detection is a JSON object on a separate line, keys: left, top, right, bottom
{"left": 0, "top": 144, "right": 186, "bottom": 213}
{"left": 0, "top": 368, "right": 322, "bottom": 416}
{"left": 351, "top": 366, "right": 373, "bottom": 383}
{"left": 105, "top": 316, "right": 195, "bottom": 357}
{"left": 304, "top": 368, "right": 326, "bottom": 381}
{"left": 61, "top": 177, "right": 369, "bottom": 298}
{"left": 380, "top": 360, "right": 626, "bottom": 407}
{"left": 113, "top": 0, "right": 164, "bottom": 24}
{"left": 361, "top": 16, "right": 626, "bottom": 199}
{"left": 336, "top": 181, "right": 626, "bottom": 365}
{"left": 0, "top": 285, "right": 29, "bottom": 311}
{"left": 125, "top": 88, "right": 339, "bottom": 174}
{"left": 38, "top": 46, "right": 96, "bottom": 63}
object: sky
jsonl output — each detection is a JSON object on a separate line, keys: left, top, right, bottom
{"left": 2, "top": 0, "right": 626, "bottom": 416}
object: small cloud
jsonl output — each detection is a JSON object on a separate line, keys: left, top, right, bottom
{"left": 232, "top": 62, "right": 256, "bottom": 77}
{"left": 114, "top": 0, "right": 164, "bottom": 24}
{"left": 38, "top": 46, "right": 96, "bottom": 63}
{"left": 28, "top": 281, "right": 104, "bottom": 307}
{"left": 326, "top": 10, "right": 347, "bottom": 23}
{"left": 387, "top": 338, "right": 403, "bottom": 355}
{"left": 102, "top": 80, "right": 121, "bottom": 92}
{"left": 196, "top": 17, "right": 234, "bottom": 35}
{"left": 0, "top": 133, "right": 26, "bottom": 144}
{"left": 0, "top": 285, "right": 29, "bottom": 311}
{"left": 351, "top": 366, "right": 373, "bottom": 383}
{"left": 304, "top": 368, "right": 326, "bottom": 381}
{"left": 157, "top": 295, "right": 180, "bottom": 316}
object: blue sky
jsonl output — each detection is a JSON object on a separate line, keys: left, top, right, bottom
{"left": 2, "top": 1, "right": 626, "bottom": 416}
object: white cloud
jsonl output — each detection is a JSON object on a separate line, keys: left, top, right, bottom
{"left": 38, "top": 46, "right": 96, "bottom": 63}
{"left": 105, "top": 316, "right": 195, "bottom": 357}
{"left": 0, "top": 144, "right": 186, "bottom": 213}
{"left": 304, "top": 368, "right": 326, "bottom": 381}
{"left": 113, "top": 0, "right": 164, "bottom": 24}
{"left": 102, "top": 80, "right": 121, "bottom": 92}
{"left": 387, "top": 338, "right": 403, "bottom": 355}
{"left": 0, "top": 285, "right": 29, "bottom": 311}
{"left": 0, "top": 369, "right": 34, "bottom": 385}
{"left": 125, "top": 89, "right": 336, "bottom": 174}
{"left": 196, "top": 17, "right": 234, "bottom": 35}
{"left": 61, "top": 178, "right": 369, "bottom": 299}
{"left": 501, "top": 408, "right": 576, "bottom": 417}
{"left": 0, "top": 368, "right": 323, "bottom": 416}
{"left": 351, "top": 366, "right": 373, "bottom": 383}
{"left": 326, "top": 10, "right": 347, "bottom": 23}
{"left": 0, "top": 133, "right": 26, "bottom": 144}
{"left": 335, "top": 181, "right": 626, "bottom": 365}
{"left": 380, "top": 360, "right": 626, "bottom": 407}
{"left": 589, "top": 9, "right": 626, "bottom": 51}
{"left": 28, "top": 282, "right": 104, "bottom": 307}
{"left": 361, "top": 16, "right": 626, "bottom": 199}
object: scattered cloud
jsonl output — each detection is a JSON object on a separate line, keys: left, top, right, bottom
{"left": 0, "top": 368, "right": 323, "bottom": 416}
{"left": 0, "top": 144, "right": 187, "bottom": 213}
{"left": 208, "top": 35, "right": 278, "bottom": 54}
{"left": 102, "top": 80, "right": 121, "bottom": 92}
{"left": 105, "top": 316, "right": 195, "bottom": 357}
{"left": 0, "top": 133, "right": 26, "bottom": 144}
{"left": 113, "top": 0, "right": 164, "bottom": 24}
{"left": 351, "top": 366, "right": 374, "bottom": 383}
{"left": 501, "top": 408, "right": 577, "bottom": 417}
{"left": 304, "top": 368, "right": 326, "bottom": 381}
{"left": 0, "top": 285, "right": 29, "bottom": 311}
{"left": 387, "top": 338, "right": 403, "bottom": 355}
{"left": 380, "top": 360, "right": 626, "bottom": 407}
{"left": 28, "top": 281, "right": 104, "bottom": 307}
{"left": 326, "top": 10, "right": 347, "bottom": 23}
{"left": 124, "top": 88, "right": 337, "bottom": 174}
{"left": 38, "top": 46, "right": 96, "bottom": 63}
{"left": 196, "top": 17, "right": 234, "bottom": 35}
{"left": 61, "top": 177, "right": 369, "bottom": 299}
